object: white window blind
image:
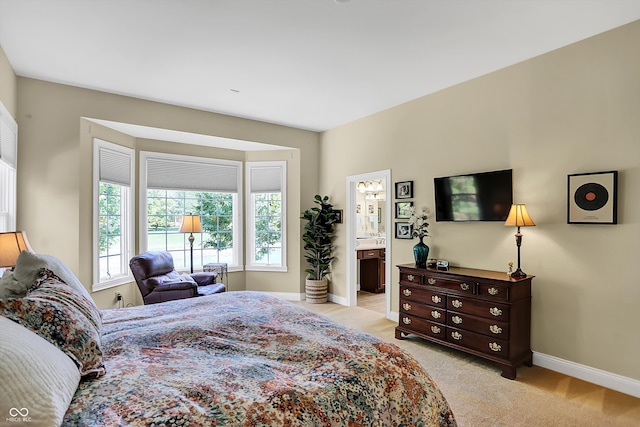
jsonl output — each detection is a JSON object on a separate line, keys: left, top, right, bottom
{"left": 146, "top": 157, "right": 239, "bottom": 192}
{"left": 99, "top": 147, "right": 132, "bottom": 186}
{"left": 0, "top": 102, "right": 17, "bottom": 168}
{"left": 250, "top": 166, "right": 282, "bottom": 193}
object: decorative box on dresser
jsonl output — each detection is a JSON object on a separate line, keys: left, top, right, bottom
{"left": 395, "top": 264, "right": 533, "bottom": 379}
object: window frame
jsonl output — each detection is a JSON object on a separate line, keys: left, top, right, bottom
{"left": 245, "top": 161, "right": 287, "bottom": 272}
{"left": 139, "top": 151, "right": 243, "bottom": 271}
{"left": 92, "top": 139, "right": 135, "bottom": 291}
{"left": 0, "top": 101, "right": 17, "bottom": 233}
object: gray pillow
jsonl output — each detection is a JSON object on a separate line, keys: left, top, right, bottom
{"left": 6, "top": 251, "right": 93, "bottom": 303}
{"left": 0, "top": 270, "right": 26, "bottom": 298}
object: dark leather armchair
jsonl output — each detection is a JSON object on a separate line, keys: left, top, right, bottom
{"left": 130, "top": 251, "right": 225, "bottom": 304}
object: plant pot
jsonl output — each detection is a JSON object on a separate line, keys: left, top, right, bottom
{"left": 305, "top": 278, "right": 328, "bottom": 304}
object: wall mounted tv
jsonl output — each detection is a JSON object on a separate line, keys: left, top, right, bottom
{"left": 434, "top": 169, "right": 513, "bottom": 222}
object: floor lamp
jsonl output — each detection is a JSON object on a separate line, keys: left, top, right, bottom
{"left": 179, "top": 214, "right": 202, "bottom": 273}
{"left": 504, "top": 204, "right": 535, "bottom": 278}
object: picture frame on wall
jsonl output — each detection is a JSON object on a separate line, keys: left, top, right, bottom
{"left": 567, "top": 170, "right": 618, "bottom": 224}
{"left": 333, "top": 209, "right": 343, "bottom": 224}
{"left": 395, "top": 181, "right": 413, "bottom": 199}
{"left": 395, "top": 201, "right": 414, "bottom": 219}
{"left": 395, "top": 222, "right": 413, "bottom": 239}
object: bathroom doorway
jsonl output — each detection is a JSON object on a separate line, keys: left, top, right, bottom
{"left": 346, "top": 170, "right": 392, "bottom": 319}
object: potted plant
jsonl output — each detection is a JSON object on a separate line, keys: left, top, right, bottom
{"left": 301, "top": 194, "right": 338, "bottom": 303}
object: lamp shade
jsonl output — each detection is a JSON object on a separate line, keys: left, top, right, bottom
{"left": 504, "top": 204, "right": 536, "bottom": 227}
{"left": 179, "top": 215, "right": 203, "bottom": 233}
{"left": 0, "top": 231, "right": 34, "bottom": 268}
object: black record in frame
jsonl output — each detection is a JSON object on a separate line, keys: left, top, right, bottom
{"left": 567, "top": 171, "right": 618, "bottom": 224}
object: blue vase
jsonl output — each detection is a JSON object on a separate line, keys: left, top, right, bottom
{"left": 413, "top": 236, "right": 429, "bottom": 268}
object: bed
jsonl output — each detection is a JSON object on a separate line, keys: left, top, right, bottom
{"left": 0, "top": 252, "right": 456, "bottom": 426}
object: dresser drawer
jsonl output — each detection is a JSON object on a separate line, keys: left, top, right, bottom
{"left": 447, "top": 296, "right": 509, "bottom": 321}
{"left": 401, "top": 300, "right": 446, "bottom": 323}
{"left": 400, "top": 285, "right": 446, "bottom": 308}
{"left": 446, "top": 311, "right": 510, "bottom": 339}
{"left": 399, "top": 314, "right": 446, "bottom": 340}
{"left": 446, "top": 327, "right": 509, "bottom": 358}
{"left": 477, "top": 283, "right": 510, "bottom": 302}
{"left": 400, "top": 270, "right": 423, "bottom": 285}
{"left": 357, "top": 248, "right": 383, "bottom": 259}
{"left": 425, "top": 275, "right": 475, "bottom": 295}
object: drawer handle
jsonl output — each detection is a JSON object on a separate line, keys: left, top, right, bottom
{"left": 403, "top": 289, "right": 412, "bottom": 297}
{"left": 460, "top": 282, "right": 470, "bottom": 291}
{"left": 431, "top": 295, "right": 442, "bottom": 304}
{"left": 489, "top": 342, "right": 502, "bottom": 352}
{"left": 431, "top": 310, "right": 441, "bottom": 319}
{"left": 489, "top": 325, "right": 503, "bottom": 334}
{"left": 431, "top": 326, "right": 441, "bottom": 334}
{"left": 489, "top": 307, "right": 503, "bottom": 317}
{"left": 451, "top": 331, "right": 463, "bottom": 340}
{"left": 407, "top": 274, "right": 415, "bottom": 281}
{"left": 402, "top": 317, "right": 411, "bottom": 325}
{"left": 452, "top": 315, "right": 463, "bottom": 325}
{"left": 488, "top": 287, "right": 499, "bottom": 296}
{"left": 403, "top": 303, "right": 412, "bottom": 311}
{"left": 427, "top": 278, "right": 436, "bottom": 285}
{"left": 452, "top": 299, "right": 463, "bottom": 308}
{"left": 367, "top": 251, "right": 375, "bottom": 256}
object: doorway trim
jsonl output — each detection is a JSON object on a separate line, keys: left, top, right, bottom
{"left": 346, "top": 169, "right": 392, "bottom": 318}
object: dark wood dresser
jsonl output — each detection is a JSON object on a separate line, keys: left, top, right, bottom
{"left": 395, "top": 264, "right": 533, "bottom": 379}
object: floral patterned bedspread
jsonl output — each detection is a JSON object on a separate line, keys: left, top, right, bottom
{"left": 64, "top": 291, "right": 456, "bottom": 426}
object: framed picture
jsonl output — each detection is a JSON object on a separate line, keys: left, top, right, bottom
{"left": 395, "top": 201, "right": 414, "bottom": 219}
{"left": 333, "top": 209, "right": 343, "bottom": 224}
{"left": 567, "top": 171, "right": 618, "bottom": 224}
{"left": 395, "top": 181, "right": 413, "bottom": 199}
{"left": 395, "top": 222, "right": 413, "bottom": 239}
{"left": 378, "top": 208, "right": 382, "bottom": 223}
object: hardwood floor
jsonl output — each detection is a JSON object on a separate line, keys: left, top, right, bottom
{"left": 357, "top": 290, "right": 385, "bottom": 313}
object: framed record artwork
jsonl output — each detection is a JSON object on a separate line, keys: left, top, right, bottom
{"left": 568, "top": 171, "right": 618, "bottom": 224}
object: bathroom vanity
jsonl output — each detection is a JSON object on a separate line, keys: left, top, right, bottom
{"left": 357, "top": 242, "right": 386, "bottom": 293}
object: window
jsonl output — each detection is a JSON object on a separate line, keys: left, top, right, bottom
{"left": 146, "top": 190, "right": 235, "bottom": 270}
{"left": 246, "top": 161, "right": 286, "bottom": 271}
{"left": 93, "top": 139, "right": 134, "bottom": 290}
{"left": 140, "top": 152, "right": 242, "bottom": 271}
{"left": 0, "top": 101, "right": 17, "bottom": 232}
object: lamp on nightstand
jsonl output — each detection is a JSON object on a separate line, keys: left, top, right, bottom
{"left": 504, "top": 204, "right": 535, "bottom": 278}
{"left": 0, "top": 231, "right": 34, "bottom": 269}
{"left": 179, "top": 214, "right": 202, "bottom": 274}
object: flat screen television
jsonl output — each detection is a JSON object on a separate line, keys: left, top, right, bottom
{"left": 434, "top": 169, "right": 513, "bottom": 222}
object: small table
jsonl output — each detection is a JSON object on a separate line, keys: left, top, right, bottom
{"left": 203, "top": 262, "right": 228, "bottom": 284}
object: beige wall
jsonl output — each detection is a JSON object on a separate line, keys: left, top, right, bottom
{"left": 15, "top": 77, "right": 319, "bottom": 308}
{"left": 320, "top": 21, "right": 640, "bottom": 380}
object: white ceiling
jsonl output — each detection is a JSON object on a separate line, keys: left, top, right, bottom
{"left": 1, "top": 0, "right": 640, "bottom": 138}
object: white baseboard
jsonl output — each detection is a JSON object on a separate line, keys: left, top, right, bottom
{"left": 268, "top": 292, "right": 304, "bottom": 301}
{"left": 533, "top": 352, "right": 640, "bottom": 398}
{"left": 328, "top": 293, "right": 347, "bottom": 306}
{"left": 379, "top": 312, "right": 640, "bottom": 398}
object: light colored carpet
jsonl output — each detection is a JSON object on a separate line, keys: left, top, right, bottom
{"left": 294, "top": 300, "right": 640, "bottom": 427}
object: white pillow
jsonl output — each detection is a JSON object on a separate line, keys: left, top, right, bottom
{"left": 0, "top": 315, "right": 81, "bottom": 427}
